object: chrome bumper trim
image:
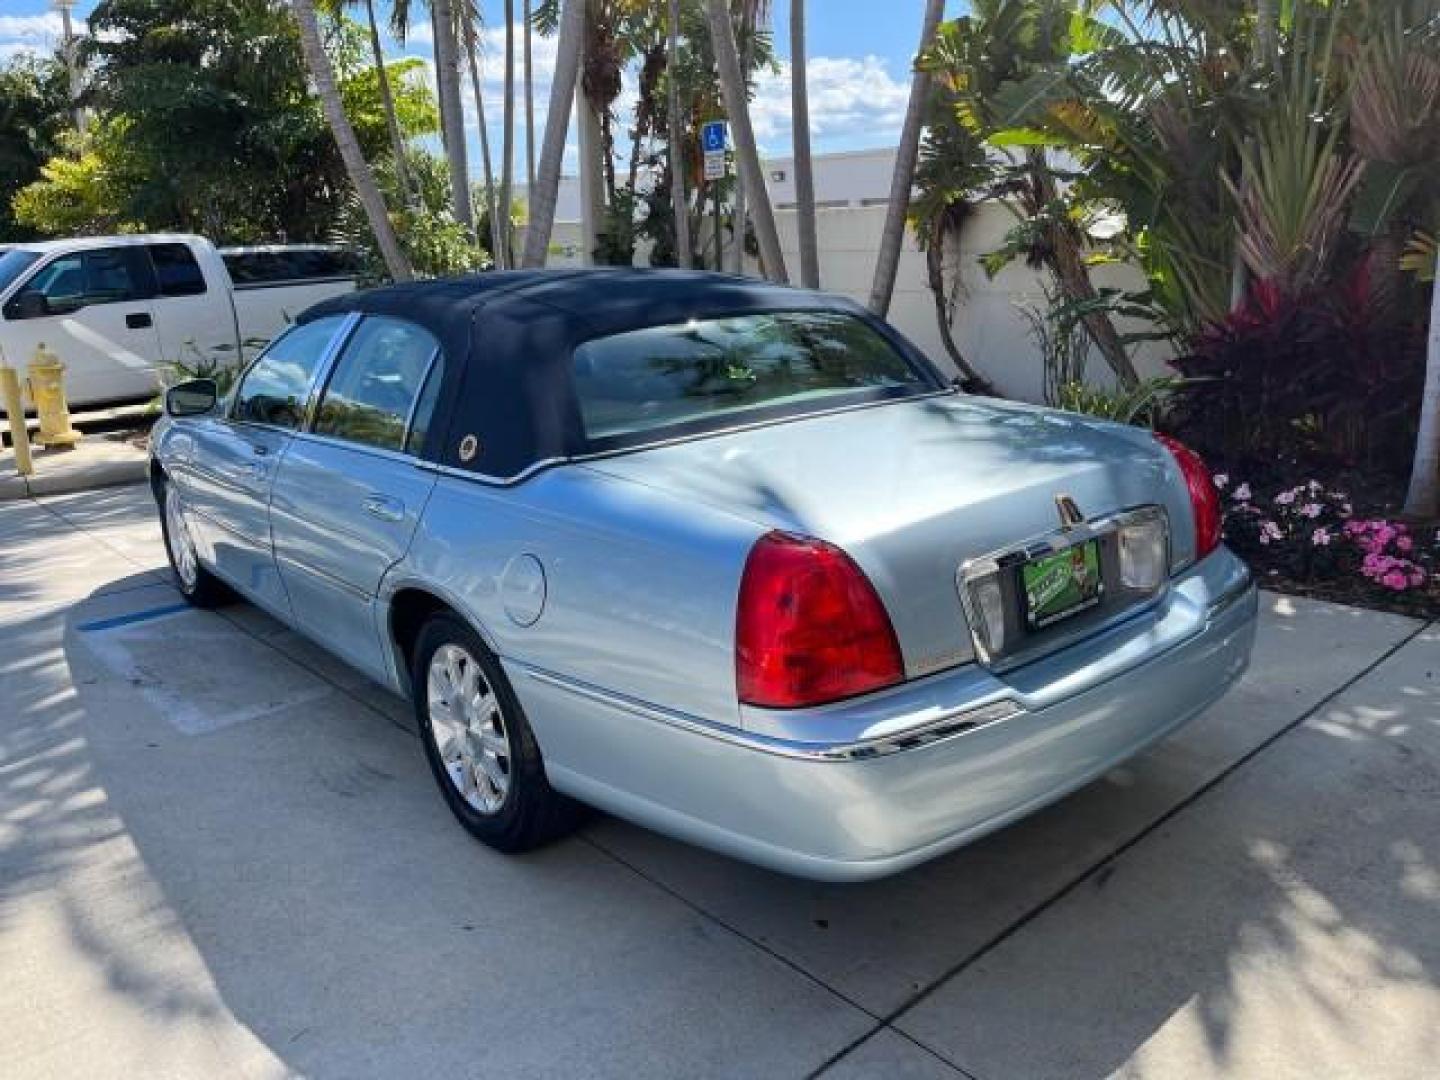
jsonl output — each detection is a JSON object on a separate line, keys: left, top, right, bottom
{"left": 517, "top": 663, "right": 1021, "bottom": 762}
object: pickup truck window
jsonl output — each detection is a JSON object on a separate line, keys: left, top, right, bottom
{"left": 222, "top": 248, "right": 359, "bottom": 288}
{"left": 232, "top": 315, "right": 347, "bottom": 430}
{"left": 313, "top": 316, "right": 440, "bottom": 453}
{"left": 4, "top": 247, "right": 151, "bottom": 319}
{"left": 571, "top": 310, "right": 933, "bottom": 442}
{"left": 148, "top": 243, "right": 207, "bottom": 297}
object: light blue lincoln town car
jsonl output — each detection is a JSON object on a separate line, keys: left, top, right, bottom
{"left": 150, "top": 269, "right": 1257, "bottom": 881}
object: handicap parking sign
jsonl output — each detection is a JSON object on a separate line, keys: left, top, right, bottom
{"left": 701, "top": 120, "right": 729, "bottom": 153}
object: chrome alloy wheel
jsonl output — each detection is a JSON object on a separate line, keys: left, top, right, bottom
{"left": 164, "top": 483, "right": 199, "bottom": 591}
{"left": 426, "top": 644, "right": 512, "bottom": 814}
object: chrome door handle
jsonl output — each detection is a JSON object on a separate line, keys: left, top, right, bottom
{"left": 362, "top": 494, "right": 405, "bottom": 523}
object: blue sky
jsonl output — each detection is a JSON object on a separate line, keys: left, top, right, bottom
{"left": 0, "top": 2, "right": 966, "bottom": 178}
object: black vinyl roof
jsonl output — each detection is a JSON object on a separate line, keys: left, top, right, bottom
{"left": 300, "top": 269, "right": 942, "bottom": 480}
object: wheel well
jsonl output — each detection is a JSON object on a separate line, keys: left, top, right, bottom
{"left": 389, "top": 588, "right": 456, "bottom": 675}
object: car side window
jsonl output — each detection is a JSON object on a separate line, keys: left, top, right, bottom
{"left": 148, "top": 243, "right": 207, "bottom": 297}
{"left": 232, "top": 315, "right": 346, "bottom": 430}
{"left": 313, "top": 316, "right": 440, "bottom": 454}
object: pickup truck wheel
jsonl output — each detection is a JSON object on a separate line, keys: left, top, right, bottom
{"left": 413, "top": 614, "right": 582, "bottom": 852}
{"left": 160, "top": 480, "right": 230, "bottom": 607}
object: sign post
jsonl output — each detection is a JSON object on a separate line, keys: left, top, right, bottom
{"left": 701, "top": 120, "right": 729, "bottom": 272}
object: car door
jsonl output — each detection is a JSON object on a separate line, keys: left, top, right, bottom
{"left": 177, "top": 314, "right": 353, "bottom": 617}
{"left": 268, "top": 315, "right": 443, "bottom": 680}
{"left": 0, "top": 246, "right": 160, "bottom": 406}
{"left": 145, "top": 242, "right": 243, "bottom": 374}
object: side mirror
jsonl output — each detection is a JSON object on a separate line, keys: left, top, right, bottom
{"left": 6, "top": 290, "right": 50, "bottom": 320}
{"left": 165, "top": 378, "right": 218, "bottom": 418}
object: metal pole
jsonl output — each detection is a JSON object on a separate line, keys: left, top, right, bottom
{"left": 0, "top": 366, "right": 34, "bottom": 478}
{"left": 713, "top": 177, "right": 723, "bottom": 273}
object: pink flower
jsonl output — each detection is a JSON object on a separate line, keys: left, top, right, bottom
{"left": 1274, "top": 489, "right": 1297, "bottom": 506}
{"left": 1299, "top": 503, "right": 1323, "bottom": 519}
{"left": 1213, "top": 473, "right": 1229, "bottom": 490}
{"left": 1312, "top": 527, "right": 1331, "bottom": 546}
{"left": 1233, "top": 483, "right": 1252, "bottom": 502}
{"left": 1382, "top": 570, "right": 1409, "bottom": 590}
{"left": 1398, "top": 535, "right": 1414, "bottom": 553}
{"left": 1259, "top": 521, "right": 1284, "bottom": 545}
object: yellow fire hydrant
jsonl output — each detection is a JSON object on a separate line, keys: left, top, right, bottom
{"left": 26, "top": 343, "right": 82, "bottom": 449}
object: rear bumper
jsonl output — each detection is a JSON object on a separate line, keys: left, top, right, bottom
{"left": 516, "top": 547, "right": 1257, "bottom": 882}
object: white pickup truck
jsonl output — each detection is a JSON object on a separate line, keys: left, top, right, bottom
{"left": 0, "top": 234, "right": 357, "bottom": 410}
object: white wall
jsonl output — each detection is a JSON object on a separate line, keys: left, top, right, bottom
{"left": 546, "top": 203, "right": 1176, "bottom": 405}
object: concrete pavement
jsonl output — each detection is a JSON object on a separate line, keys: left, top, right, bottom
{"left": 1, "top": 484, "right": 1436, "bottom": 1078}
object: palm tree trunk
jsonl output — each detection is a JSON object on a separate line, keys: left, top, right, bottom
{"left": 500, "top": 0, "right": 517, "bottom": 267}
{"left": 706, "top": 0, "right": 787, "bottom": 283}
{"left": 465, "top": 21, "right": 503, "bottom": 264}
{"left": 1404, "top": 270, "right": 1440, "bottom": 518}
{"left": 666, "top": 0, "right": 692, "bottom": 268}
{"left": 292, "top": 0, "right": 412, "bottom": 281}
{"left": 524, "top": 0, "right": 536, "bottom": 193}
{"left": 363, "top": 0, "right": 416, "bottom": 208}
{"left": 728, "top": 5, "right": 755, "bottom": 275}
{"left": 790, "top": 0, "right": 818, "bottom": 289}
{"left": 432, "top": 0, "right": 475, "bottom": 230}
{"left": 523, "top": 0, "right": 586, "bottom": 268}
{"left": 1255, "top": 0, "right": 1278, "bottom": 65}
{"left": 868, "top": 0, "right": 943, "bottom": 316}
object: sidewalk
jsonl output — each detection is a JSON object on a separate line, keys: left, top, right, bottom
{"left": 0, "top": 434, "right": 149, "bottom": 500}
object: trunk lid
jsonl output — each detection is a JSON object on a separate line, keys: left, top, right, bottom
{"left": 583, "top": 393, "right": 1189, "bottom": 675}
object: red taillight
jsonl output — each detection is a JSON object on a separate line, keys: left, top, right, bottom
{"left": 1156, "top": 434, "right": 1222, "bottom": 560}
{"left": 736, "top": 531, "right": 905, "bottom": 708}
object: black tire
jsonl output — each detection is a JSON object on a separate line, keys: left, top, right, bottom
{"left": 157, "top": 475, "right": 231, "bottom": 608}
{"left": 412, "top": 613, "right": 582, "bottom": 851}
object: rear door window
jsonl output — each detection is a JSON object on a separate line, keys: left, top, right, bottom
{"left": 571, "top": 310, "right": 934, "bottom": 443}
{"left": 313, "top": 316, "right": 440, "bottom": 453}
{"left": 232, "top": 315, "right": 347, "bottom": 429}
{"left": 149, "top": 243, "right": 207, "bottom": 297}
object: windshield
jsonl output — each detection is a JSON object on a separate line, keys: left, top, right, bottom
{"left": 0, "top": 250, "right": 40, "bottom": 296}
{"left": 571, "top": 310, "right": 937, "bottom": 443}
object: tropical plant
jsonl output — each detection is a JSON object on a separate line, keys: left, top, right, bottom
{"left": 333, "top": 148, "right": 487, "bottom": 281}
{"left": 912, "top": 0, "right": 1141, "bottom": 387}
{"left": 0, "top": 55, "right": 69, "bottom": 241}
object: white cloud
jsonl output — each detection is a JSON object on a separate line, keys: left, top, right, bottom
{"left": 0, "top": 13, "right": 86, "bottom": 63}
{"left": 750, "top": 55, "right": 910, "bottom": 153}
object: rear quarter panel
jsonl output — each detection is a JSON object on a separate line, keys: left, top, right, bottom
{"left": 383, "top": 465, "right": 766, "bottom": 733}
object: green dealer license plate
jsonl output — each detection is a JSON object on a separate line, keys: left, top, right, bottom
{"left": 1021, "top": 541, "right": 1102, "bottom": 630}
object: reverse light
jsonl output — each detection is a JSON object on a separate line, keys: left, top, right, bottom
{"left": 1117, "top": 510, "right": 1169, "bottom": 591}
{"left": 968, "top": 573, "right": 1007, "bottom": 663}
{"left": 1156, "top": 434, "right": 1222, "bottom": 563}
{"left": 736, "top": 531, "right": 905, "bottom": 708}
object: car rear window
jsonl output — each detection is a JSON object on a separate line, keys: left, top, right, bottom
{"left": 571, "top": 311, "right": 934, "bottom": 442}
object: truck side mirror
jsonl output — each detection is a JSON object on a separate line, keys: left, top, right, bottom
{"left": 165, "top": 378, "right": 218, "bottom": 417}
{"left": 6, "top": 290, "right": 50, "bottom": 321}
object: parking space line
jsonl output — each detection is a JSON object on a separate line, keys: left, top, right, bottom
{"left": 76, "top": 602, "right": 194, "bottom": 634}
{"left": 807, "top": 615, "right": 1436, "bottom": 1079}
